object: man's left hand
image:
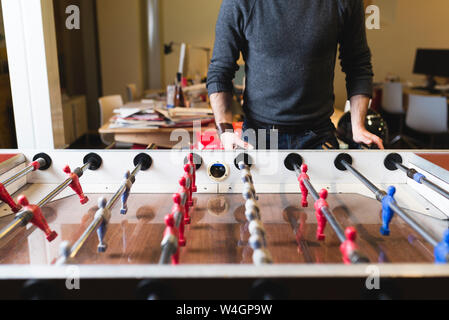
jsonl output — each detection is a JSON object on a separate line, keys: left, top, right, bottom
{"left": 352, "top": 127, "right": 384, "bottom": 149}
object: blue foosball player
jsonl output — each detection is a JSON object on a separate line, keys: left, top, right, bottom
{"left": 120, "top": 171, "right": 132, "bottom": 215}
{"left": 380, "top": 186, "right": 396, "bottom": 236}
{"left": 435, "top": 230, "right": 449, "bottom": 264}
{"left": 95, "top": 197, "right": 111, "bottom": 253}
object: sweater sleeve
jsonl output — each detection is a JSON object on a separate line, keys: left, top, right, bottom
{"left": 338, "top": 0, "right": 374, "bottom": 99}
{"left": 207, "top": 0, "right": 245, "bottom": 95}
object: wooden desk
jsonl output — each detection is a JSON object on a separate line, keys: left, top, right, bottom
{"left": 99, "top": 122, "right": 215, "bottom": 148}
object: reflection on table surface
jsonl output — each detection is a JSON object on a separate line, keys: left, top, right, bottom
{"left": 0, "top": 193, "right": 439, "bottom": 265}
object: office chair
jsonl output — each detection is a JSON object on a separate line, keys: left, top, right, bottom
{"left": 406, "top": 94, "right": 448, "bottom": 148}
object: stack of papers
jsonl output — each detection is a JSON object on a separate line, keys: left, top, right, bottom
{"left": 109, "top": 106, "right": 214, "bottom": 129}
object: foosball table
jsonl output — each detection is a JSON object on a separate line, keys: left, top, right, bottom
{"left": 0, "top": 150, "right": 448, "bottom": 299}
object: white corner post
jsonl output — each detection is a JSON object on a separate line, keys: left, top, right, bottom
{"left": 2, "top": 0, "right": 64, "bottom": 149}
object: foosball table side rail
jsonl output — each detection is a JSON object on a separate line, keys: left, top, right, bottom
{"left": 1, "top": 264, "right": 449, "bottom": 299}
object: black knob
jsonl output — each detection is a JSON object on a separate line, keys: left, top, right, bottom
{"left": 134, "top": 153, "right": 152, "bottom": 171}
{"left": 284, "top": 153, "right": 303, "bottom": 171}
{"left": 83, "top": 153, "right": 103, "bottom": 170}
{"left": 32, "top": 153, "right": 52, "bottom": 171}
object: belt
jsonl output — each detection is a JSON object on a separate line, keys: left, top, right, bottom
{"left": 245, "top": 118, "right": 333, "bottom": 134}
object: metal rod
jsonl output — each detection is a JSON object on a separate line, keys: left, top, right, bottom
{"left": 340, "top": 160, "right": 383, "bottom": 198}
{"left": 37, "top": 162, "right": 91, "bottom": 208}
{"left": 396, "top": 162, "right": 449, "bottom": 200}
{"left": 2, "top": 158, "right": 46, "bottom": 187}
{"left": 0, "top": 161, "right": 91, "bottom": 242}
{"left": 159, "top": 246, "right": 172, "bottom": 265}
{"left": 341, "top": 159, "right": 440, "bottom": 248}
{"left": 301, "top": 178, "right": 346, "bottom": 243}
{"left": 2, "top": 166, "right": 34, "bottom": 187}
{"left": 389, "top": 202, "right": 439, "bottom": 247}
{"left": 69, "top": 216, "right": 103, "bottom": 258}
{"left": 421, "top": 179, "right": 449, "bottom": 200}
{"left": 67, "top": 163, "right": 142, "bottom": 260}
{"left": 0, "top": 216, "right": 26, "bottom": 241}
{"left": 37, "top": 178, "right": 73, "bottom": 208}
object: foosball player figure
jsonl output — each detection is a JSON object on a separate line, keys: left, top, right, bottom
{"left": 314, "top": 189, "right": 328, "bottom": 241}
{"left": 172, "top": 193, "right": 186, "bottom": 247}
{"left": 435, "top": 229, "right": 449, "bottom": 264}
{"left": 120, "top": 171, "right": 133, "bottom": 215}
{"left": 17, "top": 195, "right": 57, "bottom": 242}
{"left": 340, "top": 227, "right": 359, "bottom": 265}
{"left": 0, "top": 182, "right": 21, "bottom": 213}
{"left": 245, "top": 199, "right": 261, "bottom": 221}
{"left": 179, "top": 177, "right": 191, "bottom": 225}
{"left": 96, "top": 197, "right": 111, "bottom": 253}
{"left": 298, "top": 164, "right": 310, "bottom": 208}
{"left": 183, "top": 164, "right": 194, "bottom": 207}
{"left": 188, "top": 153, "right": 197, "bottom": 193}
{"left": 380, "top": 186, "right": 396, "bottom": 236}
{"left": 63, "top": 165, "right": 89, "bottom": 204}
{"left": 163, "top": 213, "right": 179, "bottom": 265}
{"left": 242, "top": 184, "right": 257, "bottom": 201}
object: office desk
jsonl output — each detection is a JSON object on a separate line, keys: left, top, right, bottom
{"left": 99, "top": 106, "right": 344, "bottom": 149}
{"left": 99, "top": 122, "right": 216, "bottom": 149}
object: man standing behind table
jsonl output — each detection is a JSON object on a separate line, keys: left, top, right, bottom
{"left": 207, "top": 0, "right": 384, "bottom": 150}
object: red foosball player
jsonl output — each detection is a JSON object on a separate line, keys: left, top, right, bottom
{"left": 163, "top": 213, "right": 179, "bottom": 265}
{"left": 340, "top": 227, "right": 359, "bottom": 265}
{"left": 17, "top": 195, "right": 57, "bottom": 242}
{"left": 172, "top": 193, "right": 186, "bottom": 247}
{"left": 188, "top": 153, "right": 197, "bottom": 193}
{"left": 183, "top": 164, "right": 194, "bottom": 207}
{"left": 0, "top": 183, "right": 21, "bottom": 213}
{"left": 313, "top": 189, "right": 328, "bottom": 241}
{"left": 63, "top": 165, "right": 89, "bottom": 204}
{"left": 179, "top": 177, "right": 191, "bottom": 225}
{"left": 298, "top": 164, "right": 309, "bottom": 208}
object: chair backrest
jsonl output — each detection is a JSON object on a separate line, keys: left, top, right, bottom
{"left": 406, "top": 94, "right": 448, "bottom": 134}
{"left": 98, "top": 95, "right": 123, "bottom": 125}
{"left": 382, "top": 82, "right": 404, "bottom": 114}
{"left": 126, "top": 84, "right": 138, "bottom": 102}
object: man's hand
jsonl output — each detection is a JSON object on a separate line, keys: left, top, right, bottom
{"left": 350, "top": 95, "right": 384, "bottom": 149}
{"left": 210, "top": 92, "right": 255, "bottom": 150}
{"left": 352, "top": 127, "right": 384, "bottom": 149}
{"left": 220, "top": 132, "right": 254, "bottom": 150}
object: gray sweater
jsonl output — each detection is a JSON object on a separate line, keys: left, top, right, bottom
{"left": 207, "top": 0, "right": 373, "bottom": 127}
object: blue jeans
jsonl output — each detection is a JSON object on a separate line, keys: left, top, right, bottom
{"left": 242, "top": 118, "right": 339, "bottom": 150}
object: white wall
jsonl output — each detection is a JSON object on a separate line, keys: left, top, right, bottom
{"left": 334, "top": 0, "right": 449, "bottom": 109}
{"left": 96, "top": 0, "right": 146, "bottom": 100}
{"left": 160, "top": 0, "right": 221, "bottom": 86}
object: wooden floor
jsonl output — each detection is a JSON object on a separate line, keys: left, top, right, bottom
{"left": 0, "top": 193, "right": 435, "bottom": 265}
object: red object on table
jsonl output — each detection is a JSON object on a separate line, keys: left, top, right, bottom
{"left": 17, "top": 195, "right": 57, "bottom": 242}
{"left": 29, "top": 161, "right": 41, "bottom": 171}
{"left": 298, "top": 164, "right": 310, "bottom": 208}
{"left": 183, "top": 164, "right": 194, "bottom": 208}
{"left": 178, "top": 177, "right": 191, "bottom": 225}
{"left": 63, "top": 165, "right": 89, "bottom": 205}
{"left": 163, "top": 213, "right": 179, "bottom": 265}
{"left": 0, "top": 154, "right": 19, "bottom": 163}
{"left": 313, "top": 189, "right": 329, "bottom": 241}
{"left": 0, "top": 183, "right": 21, "bottom": 213}
{"left": 192, "top": 122, "right": 244, "bottom": 151}
{"left": 188, "top": 153, "right": 197, "bottom": 193}
{"left": 172, "top": 193, "right": 186, "bottom": 247}
{"left": 340, "top": 227, "right": 359, "bottom": 265}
